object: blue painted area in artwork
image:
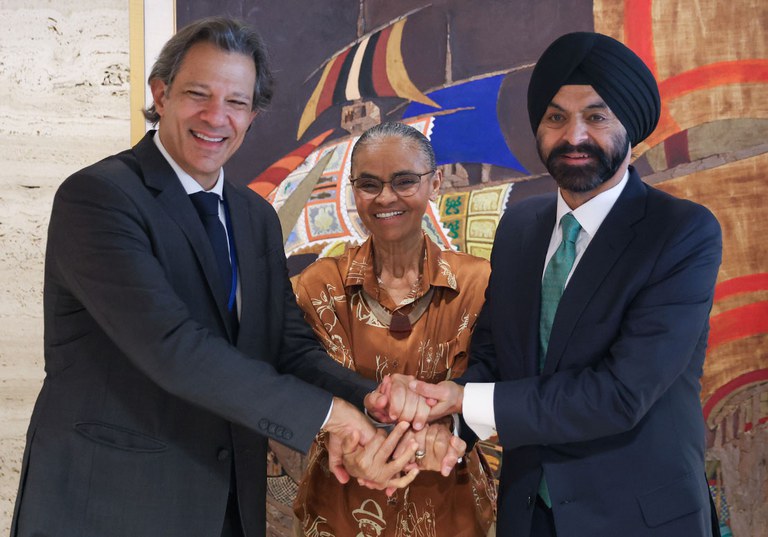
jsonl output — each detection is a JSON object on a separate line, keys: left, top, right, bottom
{"left": 402, "top": 75, "right": 528, "bottom": 174}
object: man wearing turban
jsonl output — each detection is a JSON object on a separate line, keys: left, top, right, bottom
{"left": 406, "top": 32, "right": 723, "bottom": 536}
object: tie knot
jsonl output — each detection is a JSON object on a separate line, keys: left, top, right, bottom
{"left": 560, "top": 213, "right": 581, "bottom": 244}
{"left": 189, "top": 191, "right": 220, "bottom": 217}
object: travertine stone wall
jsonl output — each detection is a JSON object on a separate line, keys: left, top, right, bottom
{"left": 0, "top": 1, "right": 130, "bottom": 532}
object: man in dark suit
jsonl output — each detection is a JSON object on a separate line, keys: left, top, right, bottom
{"left": 10, "top": 17, "right": 419, "bottom": 537}
{"left": 408, "top": 32, "right": 723, "bottom": 536}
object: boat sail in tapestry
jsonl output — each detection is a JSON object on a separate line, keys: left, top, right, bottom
{"left": 297, "top": 14, "right": 439, "bottom": 139}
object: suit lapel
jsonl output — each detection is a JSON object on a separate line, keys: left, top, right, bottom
{"left": 133, "top": 132, "right": 234, "bottom": 336}
{"left": 225, "top": 182, "right": 263, "bottom": 345}
{"left": 542, "top": 169, "right": 647, "bottom": 373}
{"left": 519, "top": 200, "right": 557, "bottom": 377}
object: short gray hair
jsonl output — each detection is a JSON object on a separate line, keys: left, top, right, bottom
{"left": 142, "top": 17, "right": 273, "bottom": 124}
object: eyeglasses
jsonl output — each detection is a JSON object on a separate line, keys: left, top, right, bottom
{"left": 350, "top": 170, "right": 435, "bottom": 199}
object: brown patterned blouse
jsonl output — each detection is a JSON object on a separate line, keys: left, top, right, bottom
{"left": 293, "top": 235, "right": 496, "bottom": 537}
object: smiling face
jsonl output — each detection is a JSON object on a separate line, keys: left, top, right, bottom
{"left": 350, "top": 136, "right": 441, "bottom": 246}
{"left": 150, "top": 41, "right": 258, "bottom": 189}
{"left": 536, "top": 85, "right": 631, "bottom": 205}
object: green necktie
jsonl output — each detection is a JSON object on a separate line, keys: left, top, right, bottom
{"left": 538, "top": 212, "right": 581, "bottom": 508}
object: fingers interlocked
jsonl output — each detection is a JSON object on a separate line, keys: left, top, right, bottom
{"left": 341, "top": 421, "right": 420, "bottom": 494}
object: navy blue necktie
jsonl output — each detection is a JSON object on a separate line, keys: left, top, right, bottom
{"left": 188, "top": 191, "right": 233, "bottom": 302}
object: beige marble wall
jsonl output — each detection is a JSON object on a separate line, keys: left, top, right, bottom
{"left": 0, "top": 1, "right": 130, "bottom": 532}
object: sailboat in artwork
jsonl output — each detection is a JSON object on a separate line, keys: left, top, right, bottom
{"left": 296, "top": 13, "right": 439, "bottom": 139}
{"left": 249, "top": 11, "right": 525, "bottom": 259}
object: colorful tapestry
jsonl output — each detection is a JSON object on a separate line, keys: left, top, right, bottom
{"left": 170, "top": 1, "right": 768, "bottom": 533}
{"left": 267, "top": 118, "right": 454, "bottom": 257}
{"left": 297, "top": 16, "right": 438, "bottom": 139}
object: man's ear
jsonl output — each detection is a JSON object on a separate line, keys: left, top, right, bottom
{"left": 246, "top": 110, "right": 259, "bottom": 132}
{"left": 149, "top": 79, "right": 168, "bottom": 116}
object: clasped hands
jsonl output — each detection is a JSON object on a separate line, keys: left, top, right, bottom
{"left": 323, "top": 374, "right": 465, "bottom": 496}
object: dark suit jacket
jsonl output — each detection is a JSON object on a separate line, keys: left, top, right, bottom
{"left": 463, "top": 168, "right": 722, "bottom": 536}
{"left": 11, "top": 132, "right": 375, "bottom": 537}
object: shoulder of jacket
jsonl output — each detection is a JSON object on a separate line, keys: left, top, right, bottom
{"left": 56, "top": 149, "right": 140, "bottom": 197}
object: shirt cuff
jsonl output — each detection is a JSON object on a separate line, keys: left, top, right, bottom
{"left": 462, "top": 382, "right": 497, "bottom": 440}
{"left": 320, "top": 399, "right": 333, "bottom": 429}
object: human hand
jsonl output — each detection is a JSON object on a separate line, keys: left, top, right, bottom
{"left": 342, "top": 421, "right": 420, "bottom": 495}
{"left": 394, "top": 422, "right": 466, "bottom": 477}
{"left": 365, "top": 374, "right": 433, "bottom": 431}
{"left": 408, "top": 380, "right": 464, "bottom": 422}
{"left": 363, "top": 375, "right": 392, "bottom": 424}
{"left": 324, "top": 397, "right": 378, "bottom": 484}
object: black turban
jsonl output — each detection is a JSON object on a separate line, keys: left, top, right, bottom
{"left": 527, "top": 32, "right": 661, "bottom": 146}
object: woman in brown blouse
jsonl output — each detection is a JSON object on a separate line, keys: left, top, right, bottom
{"left": 293, "top": 122, "right": 496, "bottom": 536}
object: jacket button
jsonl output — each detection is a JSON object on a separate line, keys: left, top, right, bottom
{"left": 527, "top": 495, "right": 534, "bottom": 509}
{"left": 217, "top": 449, "right": 230, "bottom": 461}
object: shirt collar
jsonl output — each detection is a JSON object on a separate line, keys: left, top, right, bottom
{"left": 153, "top": 130, "right": 225, "bottom": 199}
{"left": 555, "top": 169, "right": 629, "bottom": 237}
{"left": 343, "top": 234, "right": 458, "bottom": 300}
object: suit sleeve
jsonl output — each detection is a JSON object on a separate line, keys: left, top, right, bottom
{"left": 460, "top": 235, "right": 514, "bottom": 385}
{"left": 492, "top": 204, "right": 722, "bottom": 449}
{"left": 271, "top": 251, "right": 376, "bottom": 408}
{"left": 48, "top": 171, "right": 361, "bottom": 453}
{"left": 461, "top": 285, "right": 502, "bottom": 384}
